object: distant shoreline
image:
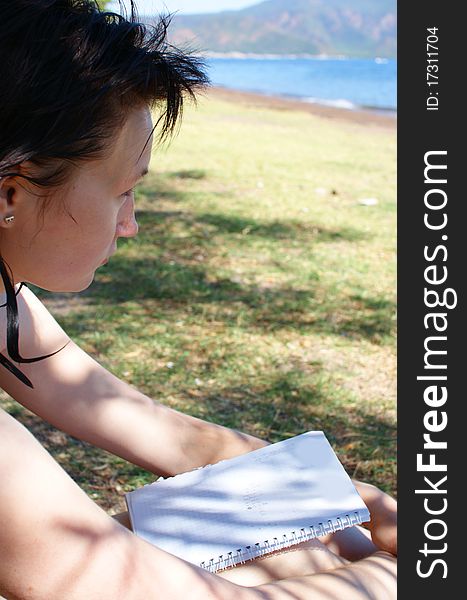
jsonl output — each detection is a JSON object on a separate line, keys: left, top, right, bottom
{"left": 200, "top": 52, "right": 394, "bottom": 62}
{"left": 207, "top": 86, "right": 397, "bottom": 130}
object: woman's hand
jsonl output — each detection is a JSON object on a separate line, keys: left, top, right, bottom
{"left": 353, "top": 480, "right": 397, "bottom": 556}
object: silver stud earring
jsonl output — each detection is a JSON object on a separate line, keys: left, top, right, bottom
{"left": 4, "top": 215, "right": 15, "bottom": 224}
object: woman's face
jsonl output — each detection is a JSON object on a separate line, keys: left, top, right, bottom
{"left": 0, "top": 106, "right": 153, "bottom": 293}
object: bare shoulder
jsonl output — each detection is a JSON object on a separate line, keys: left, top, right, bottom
{"left": 0, "top": 284, "right": 69, "bottom": 360}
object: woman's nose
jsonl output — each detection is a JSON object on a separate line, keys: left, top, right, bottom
{"left": 116, "top": 197, "right": 139, "bottom": 238}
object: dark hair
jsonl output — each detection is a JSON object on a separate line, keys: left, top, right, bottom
{"left": 0, "top": 0, "right": 209, "bottom": 387}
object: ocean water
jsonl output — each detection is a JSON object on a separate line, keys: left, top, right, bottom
{"left": 205, "top": 57, "right": 397, "bottom": 113}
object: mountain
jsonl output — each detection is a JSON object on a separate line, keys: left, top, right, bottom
{"left": 160, "top": 0, "right": 396, "bottom": 58}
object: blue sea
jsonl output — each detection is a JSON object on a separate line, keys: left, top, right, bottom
{"left": 205, "top": 57, "right": 397, "bottom": 114}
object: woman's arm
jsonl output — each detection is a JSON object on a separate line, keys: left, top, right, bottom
{"left": 0, "top": 407, "right": 245, "bottom": 600}
{"left": 353, "top": 480, "right": 397, "bottom": 556}
{"left": 0, "top": 286, "right": 266, "bottom": 478}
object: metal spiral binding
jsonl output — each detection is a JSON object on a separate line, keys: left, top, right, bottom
{"left": 200, "top": 511, "right": 366, "bottom": 573}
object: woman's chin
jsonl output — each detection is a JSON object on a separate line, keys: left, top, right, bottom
{"left": 26, "top": 273, "right": 96, "bottom": 293}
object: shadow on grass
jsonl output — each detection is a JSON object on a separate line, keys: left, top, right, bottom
{"left": 132, "top": 209, "right": 369, "bottom": 244}
{"left": 32, "top": 196, "right": 392, "bottom": 342}
{"left": 135, "top": 170, "right": 370, "bottom": 242}
{"left": 33, "top": 206, "right": 393, "bottom": 343}
{"left": 135, "top": 179, "right": 187, "bottom": 204}
{"left": 53, "top": 251, "right": 393, "bottom": 343}
{"left": 136, "top": 180, "right": 233, "bottom": 207}
{"left": 41, "top": 255, "right": 394, "bottom": 343}
{"left": 167, "top": 169, "right": 207, "bottom": 180}
{"left": 194, "top": 213, "right": 368, "bottom": 242}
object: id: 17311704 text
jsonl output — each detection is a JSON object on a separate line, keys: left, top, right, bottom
{"left": 426, "top": 27, "right": 439, "bottom": 111}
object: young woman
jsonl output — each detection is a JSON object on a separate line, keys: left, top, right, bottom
{"left": 0, "top": 2, "right": 396, "bottom": 598}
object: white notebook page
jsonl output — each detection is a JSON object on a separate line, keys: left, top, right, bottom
{"left": 126, "top": 431, "right": 370, "bottom": 571}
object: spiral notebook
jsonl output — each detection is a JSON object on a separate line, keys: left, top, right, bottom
{"left": 125, "top": 431, "right": 370, "bottom": 573}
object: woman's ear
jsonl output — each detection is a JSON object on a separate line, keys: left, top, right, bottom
{"left": 0, "top": 177, "right": 15, "bottom": 228}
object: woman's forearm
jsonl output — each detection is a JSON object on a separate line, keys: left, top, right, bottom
{"left": 4, "top": 288, "right": 267, "bottom": 477}
{"left": 86, "top": 378, "right": 267, "bottom": 476}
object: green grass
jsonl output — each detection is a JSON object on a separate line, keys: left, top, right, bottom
{"left": 0, "top": 95, "right": 396, "bottom": 512}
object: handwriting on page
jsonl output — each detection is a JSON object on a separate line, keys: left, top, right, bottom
{"left": 243, "top": 487, "right": 268, "bottom": 517}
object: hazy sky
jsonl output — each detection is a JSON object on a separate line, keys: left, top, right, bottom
{"left": 109, "top": 1, "right": 262, "bottom": 15}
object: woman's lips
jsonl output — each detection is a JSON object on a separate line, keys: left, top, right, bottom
{"left": 100, "top": 245, "right": 117, "bottom": 266}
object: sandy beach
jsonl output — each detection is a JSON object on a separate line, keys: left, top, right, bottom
{"left": 209, "top": 86, "right": 396, "bottom": 130}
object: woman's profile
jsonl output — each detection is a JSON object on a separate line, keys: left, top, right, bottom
{"left": 0, "top": 2, "right": 396, "bottom": 598}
